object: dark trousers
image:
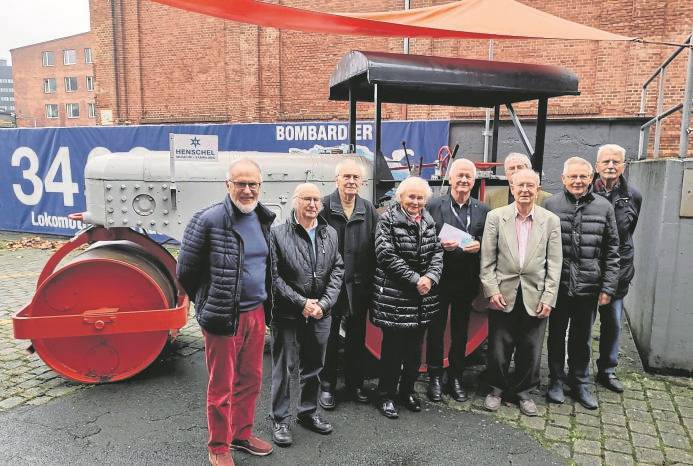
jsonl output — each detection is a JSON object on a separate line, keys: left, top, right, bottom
{"left": 548, "top": 293, "right": 598, "bottom": 386}
{"left": 270, "top": 316, "right": 332, "bottom": 422}
{"left": 597, "top": 298, "right": 624, "bottom": 375}
{"left": 487, "top": 289, "right": 548, "bottom": 400}
{"left": 426, "top": 293, "right": 472, "bottom": 378}
{"left": 320, "top": 312, "right": 367, "bottom": 391}
{"left": 377, "top": 327, "right": 425, "bottom": 398}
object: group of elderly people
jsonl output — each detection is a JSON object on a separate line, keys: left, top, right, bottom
{"left": 180, "top": 146, "right": 641, "bottom": 465}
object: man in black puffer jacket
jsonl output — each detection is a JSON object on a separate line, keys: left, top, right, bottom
{"left": 372, "top": 176, "right": 444, "bottom": 420}
{"left": 269, "top": 183, "right": 344, "bottom": 447}
{"left": 592, "top": 144, "right": 642, "bottom": 393}
{"left": 545, "top": 156, "right": 620, "bottom": 410}
{"left": 177, "top": 159, "right": 276, "bottom": 463}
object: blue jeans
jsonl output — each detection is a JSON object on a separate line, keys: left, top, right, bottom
{"left": 597, "top": 298, "right": 623, "bottom": 375}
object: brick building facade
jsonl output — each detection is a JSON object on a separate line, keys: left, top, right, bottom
{"left": 89, "top": 1, "right": 692, "bottom": 155}
{"left": 11, "top": 32, "right": 96, "bottom": 128}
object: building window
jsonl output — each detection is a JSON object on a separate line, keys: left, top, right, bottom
{"left": 66, "top": 103, "right": 80, "bottom": 118}
{"left": 42, "top": 51, "right": 55, "bottom": 67}
{"left": 46, "top": 104, "right": 59, "bottom": 118}
{"left": 88, "top": 102, "right": 96, "bottom": 118}
{"left": 86, "top": 76, "right": 94, "bottom": 91}
{"left": 64, "top": 76, "right": 78, "bottom": 92}
{"left": 63, "top": 49, "right": 76, "bottom": 65}
{"left": 0, "top": 97, "right": 11, "bottom": 101}
{"left": 0, "top": 87, "right": 12, "bottom": 92}
{"left": 84, "top": 48, "right": 93, "bottom": 64}
{"left": 0, "top": 78, "right": 13, "bottom": 84}
{"left": 43, "top": 78, "right": 57, "bottom": 94}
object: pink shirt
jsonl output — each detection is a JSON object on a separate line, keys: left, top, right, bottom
{"left": 515, "top": 206, "right": 534, "bottom": 267}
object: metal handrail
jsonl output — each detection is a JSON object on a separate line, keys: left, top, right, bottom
{"left": 637, "top": 32, "right": 693, "bottom": 159}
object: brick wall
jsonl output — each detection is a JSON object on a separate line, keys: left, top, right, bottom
{"left": 11, "top": 33, "right": 96, "bottom": 128}
{"left": 89, "top": 0, "right": 692, "bottom": 155}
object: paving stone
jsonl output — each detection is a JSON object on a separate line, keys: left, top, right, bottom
{"left": 623, "top": 398, "right": 649, "bottom": 411}
{"left": 519, "top": 415, "right": 545, "bottom": 430}
{"left": 656, "top": 419, "right": 687, "bottom": 436}
{"left": 25, "top": 396, "right": 52, "bottom": 406}
{"left": 20, "top": 386, "right": 45, "bottom": 398}
{"left": 664, "top": 447, "right": 693, "bottom": 464}
{"left": 625, "top": 409, "right": 654, "bottom": 423}
{"left": 678, "top": 406, "right": 693, "bottom": 418}
{"left": 634, "top": 447, "right": 665, "bottom": 464}
{"left": 649, "top": 398, "right": 676, "bottom": 412}
{"left": 660, "top": 431, "right": 691, "bottom": 450}
{"left": 574, "top": 439, "right": 602, "bottom": 456}
{"left": 576, "top": 425, "right": 602, "bottom": 441}
{"left": 549, "top": 442, "right": 571, "bottom": 459}
{"left": 652, "top": 409, "right": 677, "bottom": 422}
{"left": 576, "top": 412, "right": 602, "bottom": 427}
{"left": 544, "top": 425, "right": 570, "bottom": 441}
{"left": 17, "top": 378, "right": 43, "bottom": 389}
{"left": 604, "top": 437, "right": 633, "bottom": 454}
{"left": 549, "top": 402, "right": 574, "bottom": 415}
{"left": 548, "top": 413, "right": 573, "bottom": 429}
{"left": 573, "top": 454, "right": 602, "bottom": 466}
{"left": 630, "top": 432, "right": 661, "bottom": 449}
{"left": 641, "top": 379, "right": 667, "bottom": 390}
{"left": 600, "top": 390, "right": 624, "bottom": 403}
{"left": 674, "top": 396, "right": 693, "bottom": 408}
{"left": 0, "top": 396, "right": 24, "bottom": 410}
{"left": 622, "top": 389, "right": 645, "bottom": 401}
{"left": 573, "top": 454, "right": 603, "bottom": 466}
{"left": 602, "top": 412, "right": 627, "bottom": 427}
{"left": 601, "top": 402, "right": 625, "bottom": 415}
{"left": 44, "top": 386, "right": 79, "bottom": 398}
{"left": 603, "top": 451, "right": 634, "bottom": 466}
{"left": 603, "top": 425, "right": 630, "bottom": 440}
{"left": 628, "top": 420, "right": 655, "bottom": 435}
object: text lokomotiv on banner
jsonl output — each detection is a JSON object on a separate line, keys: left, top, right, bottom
{"left": 0, "top": 120, "right": 449, "bottom": 236}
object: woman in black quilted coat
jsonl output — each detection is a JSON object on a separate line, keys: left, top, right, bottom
{"left": 372, "top": 176, "right": 443, "bottom": 419}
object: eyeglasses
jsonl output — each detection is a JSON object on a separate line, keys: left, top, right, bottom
{"left": 227, "top": 180, "right": 261, "bottom": 192}
{"left": 298, "top": 196, "right": 322, "bottom": 204}
{"left": 598, "top": 159, "right": 623, "bottom": 166}
{"left": 565, "top": 174, "right": 591, "bottom": 181}
{"left": 339, "top": 174, "right": 361, "bottom": 181}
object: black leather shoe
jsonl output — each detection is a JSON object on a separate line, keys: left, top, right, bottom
{"left": 574, "top": 385, "right": 598, "bottom": 410}
{"left": 271, "top": 421, "right": 292, "bottom": 447}
{"left": 297, "top": 413, "right": 333, "bottom": 434}
{"left": 446, "top": 377, "right": 469, "bottom": 402}
{"left": 318, "top": 389, "right": 336, "bottom": 410}
{"left": 347, "top": 386, "right": 370, "bottom": 404}
{"left": 379, "top": 399, "right": 399, "bottom": 419}
{"left": 399, "top": 393, "right": 422, "bottom": 412}
{"left": 547, "top": 379, "right": 565, "bottom": 404}
{"left": 596, "top": 373, "right": 624, "bottom": 393}
{"left": 427, "top": 375, "right": 443, "bottom": 402}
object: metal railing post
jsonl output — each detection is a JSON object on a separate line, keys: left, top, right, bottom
{"left": 654, "top": 68, "right": 666, "bottom": 158}
{"left": 679, "top": 33, "right": 693, "bottom": 159}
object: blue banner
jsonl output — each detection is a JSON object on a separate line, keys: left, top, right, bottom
{"left": 0, "top": 120, "right": 449, "bottom": 236}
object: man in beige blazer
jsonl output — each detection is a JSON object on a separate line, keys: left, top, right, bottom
{"left": 485, "top": 153, "right": 552, "bottom": 210}
{"left": 480, "top": 169, "right": 562, "bottom": 417}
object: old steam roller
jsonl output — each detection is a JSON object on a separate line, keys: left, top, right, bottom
{"left": 12, "top": 149, "right": 371, "bottom": 383}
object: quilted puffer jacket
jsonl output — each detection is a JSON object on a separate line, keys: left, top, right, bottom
{"left": 271, "top": 212, "right": 344, "bottom": 320}
{"left": 544, "top": 187, "right": 620, "bottom": 297}
{"left": 371, "top": 205, "right": 444, "bottom": 329}
{"left": 176, "top": 196, "right": 276, "bottom": 335}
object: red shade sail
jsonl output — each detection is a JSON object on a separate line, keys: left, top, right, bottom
{"left": 151, "top": 0, "right": 635, "bottom": 42}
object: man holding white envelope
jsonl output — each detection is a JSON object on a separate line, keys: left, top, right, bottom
{"left": 426, "top": 158, "right": 490, "bottom": 403}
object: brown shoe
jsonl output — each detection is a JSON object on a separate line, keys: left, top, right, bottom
{"left": 519, "top": 399, "right": 538, "bottom": 417}
{"left": 484, "top": 393, "right": 502, "bottom": 412}
{"left": 208, "top": 451, "right": 235, "bottom": 466}
{"left": 231, "top": 436, "right": 274, "bottom": 456}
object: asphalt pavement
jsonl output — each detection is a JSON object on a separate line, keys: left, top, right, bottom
{"left": 0, "top": 347, "right": 560, "bottom": 465}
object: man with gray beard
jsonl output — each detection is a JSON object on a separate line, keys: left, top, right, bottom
{"left": 178, "top": 159, "right": 275, "bottom": 466}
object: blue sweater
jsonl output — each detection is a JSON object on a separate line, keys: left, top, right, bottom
{"left": 234, "top": 210, "right": 269, "bottom": 311}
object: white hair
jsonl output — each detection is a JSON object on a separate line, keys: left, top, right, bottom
{"left": 334, "top": 158, "right": 365, "bottom": 177}
{"left": 447, "top": 158, "right": 477, "bottom": 179}
{"left": 395, "top": 176, "right": 432, "bottom": 203}
{"left": 511, "top": 168, "right": 540, "bottom": 186}
{"left": 226, "top": 158, "right": 263, "bottom": 182}
{"left": 504, "top": 152, "right": 533, "bottom": 170}
{"left": 291, "top": 183, "right": 321, "bottom": 209}
{"left": 597, "top": 144, "right": 626, "bottom": 161}
{"left": 563, "top": 156, "right": 594, "bottom": 176}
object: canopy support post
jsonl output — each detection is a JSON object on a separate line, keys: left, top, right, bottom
{"left": 374, "top": 83, "right": 383, "bottom": 203}
{"left": 491, "top": 105, "right": 500, "bottom": 171}
{"left": 534, "top": 98, "right": 548, "bottom": 179}
{"left": 349, "top": 84, "right": 357, "bottom": 151}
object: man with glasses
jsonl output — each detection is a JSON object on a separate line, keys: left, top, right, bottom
{"left": 269, "top": 183, "right": 344, "bottom": 447}
{"left": 319, "top": 159, "right": 379, "bottom": 410}
{"left": 592, "top": 145, "right": 642, "bottom": 393}
{"left": 178, "top": 159, "right": 275, "bottom": 466}
{"left": 545, "top": 157, "right": 620, "bottom": 409}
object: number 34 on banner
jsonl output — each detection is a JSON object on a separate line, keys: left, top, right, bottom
{"left": 11, "top": 146, "right": 81, "bottom": 207}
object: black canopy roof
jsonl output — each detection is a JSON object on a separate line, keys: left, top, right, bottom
{"left": 329, "top": 50, "right": 579, "bottom": 107}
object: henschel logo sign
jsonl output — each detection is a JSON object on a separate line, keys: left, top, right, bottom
{"left": 169, "top": 133, "right": 219, "bottom": 161}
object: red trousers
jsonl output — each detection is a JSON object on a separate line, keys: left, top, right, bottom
{"left": 203, "top": 305, "right": 265, "bottom": 454}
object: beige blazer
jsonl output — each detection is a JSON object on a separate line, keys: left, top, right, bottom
{"left": 479, "top": 203, "right": 562, "bottom": 316}
{"left": 484, "top": 186, "right": 552, "bottom": 210}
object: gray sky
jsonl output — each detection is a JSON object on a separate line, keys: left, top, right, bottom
{"left": 0, "top": 0, "right": 90, "bottom": 64}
